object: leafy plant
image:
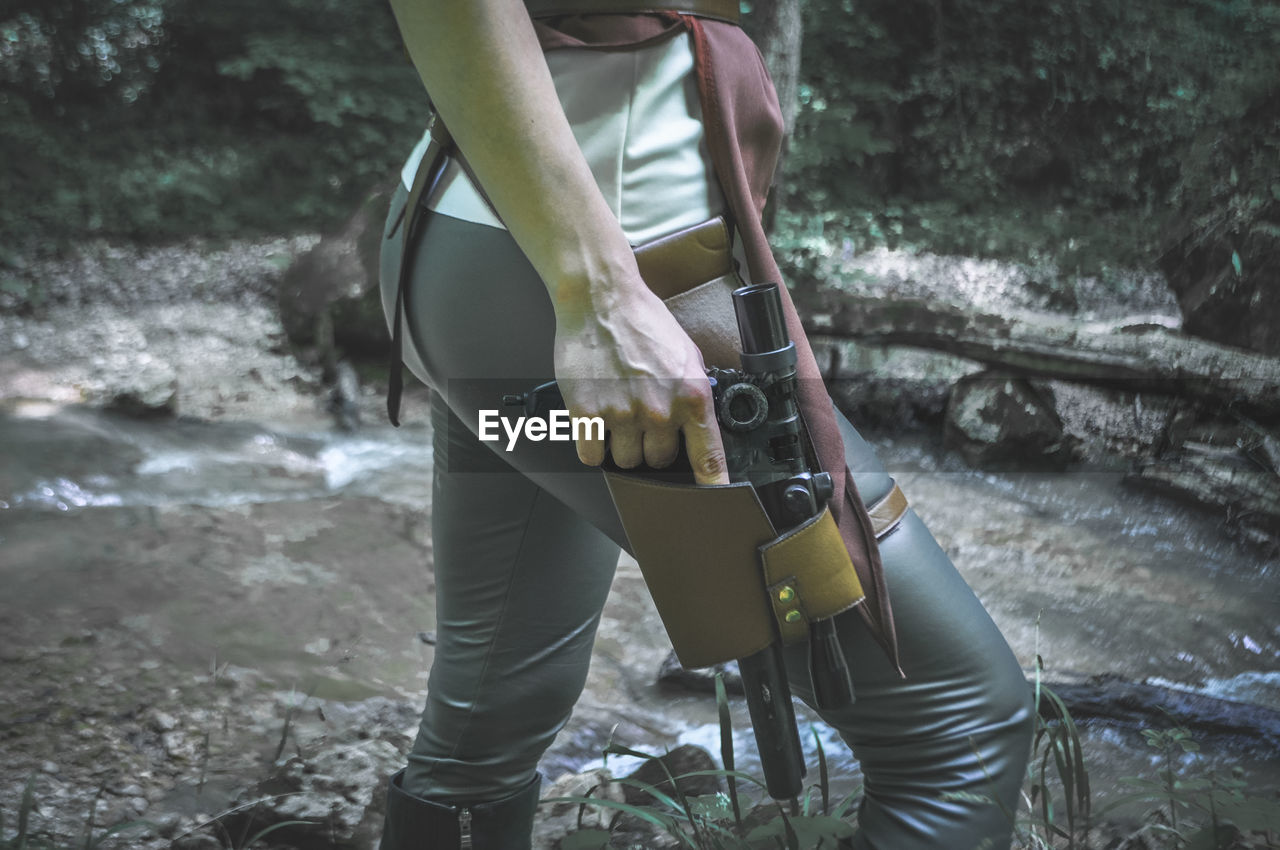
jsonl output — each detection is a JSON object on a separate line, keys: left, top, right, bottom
{"left": 1097, "top": 725, "right": 1280, "bottom": 849}
{"left": 555, "top": 632, "right": 1278, "bottom": 850}
{"left": 1021, "top": 652, "right": 1092, "bottom": 849}
{"left": 545, "top": 673, "right": 860, "bottom": 849}
{"left": 0, "top": 0, "right": 428, "bottom": 254}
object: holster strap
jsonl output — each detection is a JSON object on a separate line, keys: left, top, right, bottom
{"left": 387, "top": 118, "right": 455, "bottom": 426}
{"left": 760, "top": 506, "right": 865, "bottom": 645}
{"left": 633, "top": 217, "right": 733, "bottom": 299}
{"left": 868, "top": 483, "right": 909, "bottom": 539}
{"left": 605, "top": 474, "right": 908, "bottom": 667}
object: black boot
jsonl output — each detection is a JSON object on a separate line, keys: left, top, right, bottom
{"left": 378, "top": 770, "right": 541, "bottom": 850}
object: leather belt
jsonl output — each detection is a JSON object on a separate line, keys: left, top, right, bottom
{"left": 632, "top": 217, "right": 733, "bottom": 299}
{"left": 387, "top": 117, "right": 455, "bottom": 426}
{"left": 868, "top": 483, "right": 909, "bottom": 539}
{"left": 523, "top": 0, "right": 740, "bottom": 24}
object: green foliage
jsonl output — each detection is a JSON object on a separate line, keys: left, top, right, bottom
{"left": 5, "top": 0, "right": 1276, "bottom": 284}
{"left": 0, "top": 0, "right": 166, "bottom": 108}
{"left": 1097, "top": 726, "right": 1280, "bottom": 849}
{"left": 1022, "top": 653, "right": 1092, "bottom": 848}
{"left": 786, "top": 0, "right": 1280, "bottom": 273}
{"left": 0, "top": 0, "right": 428, "bottom": 253}
{"left": 162, "top": 0, "right": 428, "bottom": 183}
{"left": 554, "top": 655, "right": 1280, "bottom": 849}
{"left": 546, "top": 674, "right": 861, "bottom": 848}
{"left": 1014, "top": 625, "right": 1280, "bottom": 849}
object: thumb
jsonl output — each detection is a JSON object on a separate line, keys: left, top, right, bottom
{"left": 683, "top": 419, "right": 730, "bottom": 486}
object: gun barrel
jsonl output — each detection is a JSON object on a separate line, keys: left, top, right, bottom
{"left": 738, "top": 644, "right": 806, "bottom": 799}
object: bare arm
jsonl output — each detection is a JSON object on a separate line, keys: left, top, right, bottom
{"left": 389, "top": 0, "right": 728, "bottom": 484}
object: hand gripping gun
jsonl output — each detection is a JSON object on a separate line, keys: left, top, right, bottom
{"left": 710, "top": 282, "right": 855, "bottom": 800}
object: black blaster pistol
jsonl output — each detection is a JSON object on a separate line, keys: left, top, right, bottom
{"left": 708, "top": 282, "right": 855, "bottom": 801}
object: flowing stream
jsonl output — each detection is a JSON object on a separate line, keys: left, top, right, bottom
{"left": 1, "top": 401, "right": 1276, "bottom": 820}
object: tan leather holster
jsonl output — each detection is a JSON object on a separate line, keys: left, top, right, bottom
{"left": 606, "top": 218, "right": 868, "bottom": 669}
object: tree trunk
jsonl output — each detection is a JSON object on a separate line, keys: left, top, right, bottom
{"left": 749, "top": 0, "right": 804, "bottom": 234}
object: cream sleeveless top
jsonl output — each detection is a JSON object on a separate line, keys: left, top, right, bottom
{"left": 399, "top": 31, "right": 723, "bottom": 245}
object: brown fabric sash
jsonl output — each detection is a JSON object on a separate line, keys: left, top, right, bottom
{"left": 674, "top": 17, "right": 901, "bottom": 672}
{"left": 524, "top": 0, "right": 739, "bottom": 24}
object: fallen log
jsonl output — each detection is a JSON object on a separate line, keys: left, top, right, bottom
{"left": 658, "top": 650, "right": 1280, "bottom": 752}
{"left": 1042, "top": 674, "right": 1280, "bottom": 753}
{"left": 1129, "top": 445, "right": 1280, "bottom": 546}
{"left": 793, "top": 288, "right": 1280, "bottom": 417}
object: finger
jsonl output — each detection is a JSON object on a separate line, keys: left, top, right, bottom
{"left": 576, "top": 428, "right": 606, "bottom": 467}
{"left": 681, "top": 417, "right": 729, "bottom": 485}
{"left": 608, "top": 427, "right": 644, "bottom": 469}
{"left": 642, "top": 426, "right": 680, "bottom": 469}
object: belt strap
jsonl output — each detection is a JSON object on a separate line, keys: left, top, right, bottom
{"left": 632, "top": 216, "right": 733, "bottom": 300}
{"left": 523, "top": 0, "right": 740, "bottom": 24}
{"left": 387, "top": 118, "right": 454, "bottom": 426}
{"left": 867, "top": 483, "right": 909, "bottom": 539}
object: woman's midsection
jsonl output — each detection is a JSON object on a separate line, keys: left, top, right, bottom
{"left": 404, "top": 32, "right": 723, "bottom": 245}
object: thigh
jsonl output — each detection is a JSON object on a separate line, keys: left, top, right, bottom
{"left": 406, "top": 393, "right": 622, "bottom": 800}
{"left": 388, "top": 210, "right": 629, "bottom": 798}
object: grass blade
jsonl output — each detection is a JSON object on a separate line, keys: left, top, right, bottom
{"left": 779, "top": 804, "right": 800, "bottom": 850}
{"left": 812, "top": 727, "right": 830, "bottom": 816}
{"left": 833, "top": 785, "right": 862, "bottom": 819}
{"left": 16, "top": 775, "right": 37, "bottom": 850}
{"left": 543, "top": 797, "right": 696, "bottom": 848}
{"left": 716, "top": 672, "right": 744, "bottom": 829}
{"left": 242, "top": 819, "right": 319, "bottom": 846}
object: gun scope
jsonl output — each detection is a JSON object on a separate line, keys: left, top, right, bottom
{"left": 732, "top": 284, "right": 796, "bottom": 374}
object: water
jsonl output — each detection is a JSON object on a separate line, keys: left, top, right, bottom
{"left": 1, "top": 403, "right": 1276, "bottom": 813}
{"left": 0, "top": 402, "right": 435, "bottom": 513}
{"left": 861, "top": 433, "right": 1278, "bottom": 683}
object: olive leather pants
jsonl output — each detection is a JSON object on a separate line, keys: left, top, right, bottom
{"left": 379, "top": 197, "right": 1034, "bottom": 849}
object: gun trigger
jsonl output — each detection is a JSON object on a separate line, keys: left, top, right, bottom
{"left": 502, "top": 391, "right": 539, "bottom": 417}
{"left": 504, "top": 380, "right": 563, "bottom": 417}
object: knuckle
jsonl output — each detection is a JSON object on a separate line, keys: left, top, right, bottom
{"left": 679, "top": 388, "right": 716, "bottom": 420}
{"left": 642, "top": 408, "right": 675, "bottom": 430}
{"left": 681, "top": 374, "right": 713, "bottom": 400}
{"left": 601, "top": 405, "right": 637, "bottom": 427}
